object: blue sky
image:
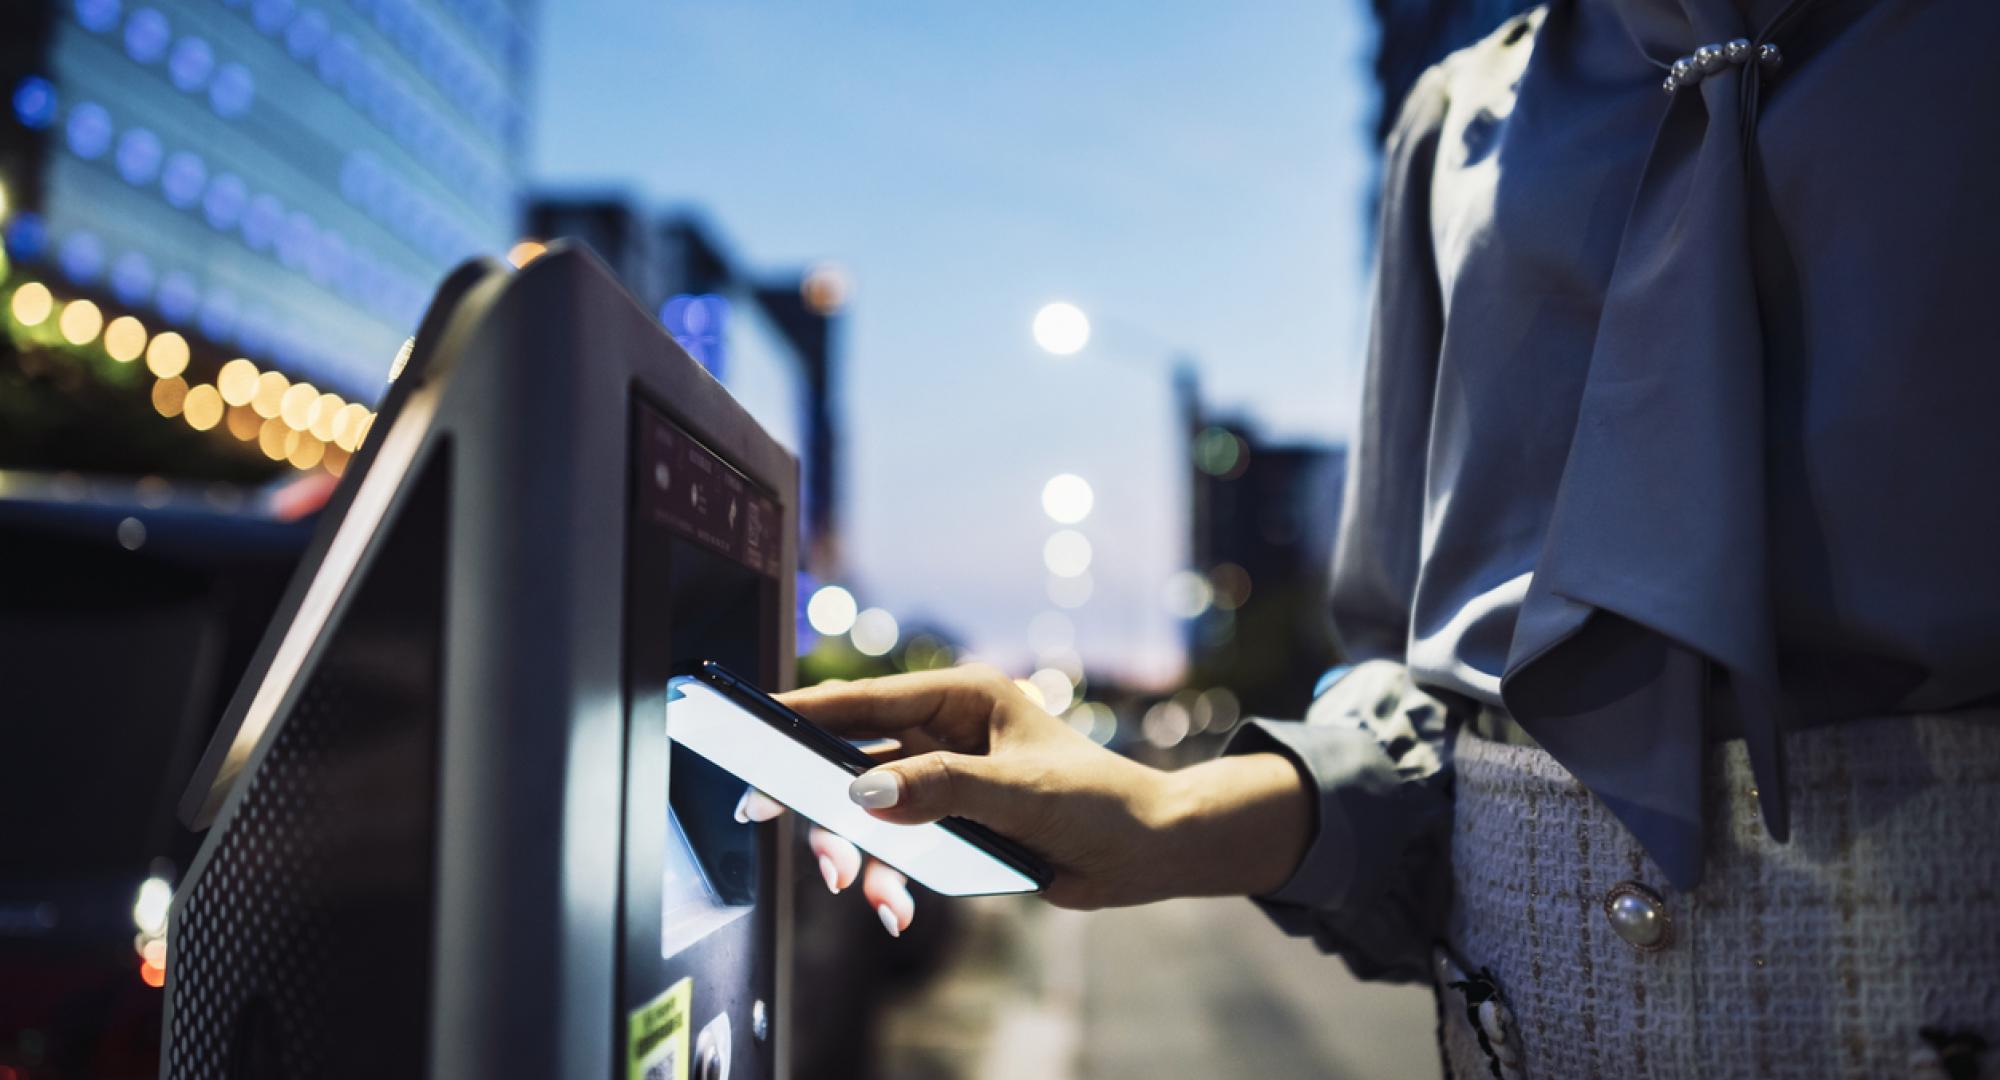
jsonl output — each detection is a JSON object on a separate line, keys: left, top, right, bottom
{"left": 531, "top": 2, "right": 1380, "bottom": 685}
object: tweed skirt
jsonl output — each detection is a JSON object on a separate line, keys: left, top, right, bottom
{"left": 1436, "top": 713, "right": 2000, "bottom": 1079}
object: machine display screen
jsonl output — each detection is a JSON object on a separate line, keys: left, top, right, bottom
{"left": 629, "top": 404, "right": 784, "bottom": 954}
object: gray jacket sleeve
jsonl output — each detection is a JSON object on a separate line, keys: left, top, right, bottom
{"left": 1222, "top": 662, "right": 1456, "bottom": 983}
{"left": 1216, "top": 66, "right": 1458, "bottom": 985}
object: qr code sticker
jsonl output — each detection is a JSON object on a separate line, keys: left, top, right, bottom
{"left": 643, "top": 1042, "right": 678, "bottom": 1080}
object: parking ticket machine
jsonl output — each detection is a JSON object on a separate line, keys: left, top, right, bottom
{"left": 162, "top": 246, "right": 796, "bottom": 1079}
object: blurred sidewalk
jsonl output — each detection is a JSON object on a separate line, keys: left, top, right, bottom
{"left": 875, "top": 895, "right": 1440, "bottom": 1079}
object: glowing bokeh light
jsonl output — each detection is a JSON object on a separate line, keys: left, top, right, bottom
{"left": 1027, "top": 668, "right": 1075, "bottom": 715}
{"left": 1163, "top": 570, "right": 1215, "bottom": 618}
{"left": 183, "top": 384, "right": 224, "bottom": 431}
{"left": 851, "top": 607, "right": 900, "bottom": 657}
{"left": 1031, "top": 301, "right": 1091, "bottom": 356}
{"left": 132, "top": 877, "right": 171, "bottom": 935}
{"left": 801, "top": 261, "right": 852, "bottom": 315}
{"left": 251, "top": 370, "right": 290, "bottom": 418}
{"left": 806, "top": 585, "right": 859, "bottom": 637}
{"left": 279, "top": 382, "right": 322, "bottom": 431}
{"left": 217, "top": 358, "right": 260, "bottom": 405}
{"left": 11, "top": 281, "right": 53, "bottom": 326}
{"left": 1142, "top": 700, "right": 1192, "bottom": 748}
{"left": 1210, "top": 562, "right": 1253, "bottom": 610}
{"left": 288, "top": 434, "right": 326, "bottom": 470}
{"left": 310, "top": 393, "right": 345, "bottom": 440}
{"left": 145, "top": 332, "right": 190, "bottom": 378}
{"left": 152, "top": 376, "right": 188, "bottom": 417}
{"left": 331, "top": 402, "right": 371, "bottom": 451}
{"left": 1042, "top": 529, "right": 1093, "bottom": 578}
{"left": 103, "top": 315, "right": 148, "bottom": 361}
{"left": 1040, "top": 473, "right": 1094, "bottom": 524}
{"left": 59, "top": 299, "right": 104, "bottom": 345}
{"left": 226, "top": 404, "right": 262, "bottom": 441}
{"left": 259, "top": 417, "right": 298, "bottom": 461}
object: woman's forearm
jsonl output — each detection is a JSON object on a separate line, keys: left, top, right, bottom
{"left": 1153, "top": 752, "right": 1315, "bottom": 899}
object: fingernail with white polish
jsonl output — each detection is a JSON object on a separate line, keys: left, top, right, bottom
{"left": 877, "top": 903, "right": 901, "bottom": 938}
{"left": 849, "top": 771, "right": 901, "bottom": 809}
{"left": 818, "top": 855, "right": 841, "bottom": 895}
{"left": 733, "top": 790, "right": 753, "bottom": 824}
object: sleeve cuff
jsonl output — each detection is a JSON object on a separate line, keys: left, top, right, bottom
{"left": 1223, "top": 717, "right": 1396, "bottom": 912}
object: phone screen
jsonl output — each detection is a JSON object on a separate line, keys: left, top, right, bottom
{"left": 666, "top": 675, "right": 1042, "bottom": 897}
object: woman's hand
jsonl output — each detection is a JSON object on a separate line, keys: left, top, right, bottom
{"left": 742, "top": 665, "right": 1314, "bottom": 933}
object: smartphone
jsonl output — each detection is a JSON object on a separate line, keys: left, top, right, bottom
{"left": 667, "top": 662, "right": 1050, "bottom": 896}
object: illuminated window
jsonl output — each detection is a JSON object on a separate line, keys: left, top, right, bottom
{"left": 202, "top": 172, "right": 247, "bottom": 231}
{"left": 115, "top": 127, "right": 162, "bottom": 186}
{"left": 59, "top": 231, "right": 104, "bottom": 283}
{"left": 209, "top": 62, "right": 254, "bottom": 118}
{"left": 110, "top": 251, "right": 154, "bottom": 305}
{"left": 65, "top": 101, "right": 113, "bottom": 160}
{"left": 12, "top": 76, "right": 58, "bottom": 130}
{"left": 285, "top": 9, "right": 329, "bottom": 61}
{"left": 123, "top": 8, "right": 171, "bottom": 65}
{"left": 5, "top": 212, "right": 48, "bottom": 259}
{"left": 75, "top": 0, "right": 121, "bottom": 34}
{"left": 161, "top": 150, "right": 206, "bottom": 209}
{"left": 168, "top": 36, "right": 214, "bottom": 92}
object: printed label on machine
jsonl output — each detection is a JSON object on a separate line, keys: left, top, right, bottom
{"left": 628, "top": 976, "right": 693, "bottom": 1080}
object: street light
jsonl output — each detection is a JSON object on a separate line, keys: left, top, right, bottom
{"left": 1040, "top": 472, "right": 1093, "bottom": 524}
{"left": 1031, "top": 301, "right": 1091, "bottom": 356}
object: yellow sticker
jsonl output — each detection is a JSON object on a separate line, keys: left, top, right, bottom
{"left": 628, "top": 977, "right": 693, "bottom": 1080}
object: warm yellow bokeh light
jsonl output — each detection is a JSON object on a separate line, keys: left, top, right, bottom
{"left": 217, "top": 359, "right": 260, "bottom": 405}
{"left": 225, "top": 404, "right": 262, "bottom": 441}
{"left": 146, "top": 332, "right": 190, "bottom": 378}
{"left": 288, "top": 435, "right": 326, "bottom": 470}
{"left": 10, "top": 282, "right": 53, "bottom": 326}
{"left": 506, "top": 239, "right": 547, "bottom": 267}
{"left": 183, "top": 384, "right": 224, "bottom": 431}
{"left": 323, "top": 444, "right": 350, "bottom": 477}
{"left": 103, "top": 316, "right": 148, "bottom": 362}
{"left": 279, "top": 383, "right": 321, "bottom": 431}
{"left": 310, "top": 393, "right": 345, "bottom": 440}
{"left": 259, "top": 417, "right": 297, "bottom": 461}
{"left": 151, "top": 376, "right": 189, "bottom": 418}
{"left": 59, "top": 300, "right": 104, "bottom": 345}
{"left": 330, "top": 402, "right": 370, "bottom": 451}
{"left": 251, "top": 371, "right": 290, "bottom": 418}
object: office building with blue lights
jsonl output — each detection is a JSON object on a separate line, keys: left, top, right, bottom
{"left": 2, "top": 0, "right": 533, "bottom": 433}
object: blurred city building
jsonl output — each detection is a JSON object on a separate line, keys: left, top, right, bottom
{"left": 1, "top": 4, "right": 533, "bottom": 1075}
{"left": 2, "top": 0, "right": 533, "bottom": 481}
{"left": 526, "top": 194, "right": 845, "bottom": 581}
{"left": 1178, "top": 369, "right": 1348, "bottom": 721}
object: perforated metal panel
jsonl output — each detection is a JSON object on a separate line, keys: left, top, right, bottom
{"left": 166, "top": 454, "right": 449, "bottom": 1080}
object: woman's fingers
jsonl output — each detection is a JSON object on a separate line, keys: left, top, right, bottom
{"left": 848, "top": 750, "right": 1034, "bottom": 836}
{"left": 733, "top": 788, "right": 786, "bottom": 824}
{"left": 861, "top": 861, "right": 915, "bottom": 938}
{"left": 807, "top": 827, "right": 862, "bottom": 894}
{"left": 777, "top": 665, "right": 1016, "bottom": 750}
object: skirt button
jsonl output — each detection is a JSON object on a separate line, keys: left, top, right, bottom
{"left": 1604, "top": 881, "right": 1673, "bottom": 952}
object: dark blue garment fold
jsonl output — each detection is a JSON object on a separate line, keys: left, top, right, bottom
{"left": 1500, "top": 0, "right": 1792, "bottom": 888}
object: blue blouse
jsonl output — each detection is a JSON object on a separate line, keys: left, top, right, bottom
{"left": 1229, "top": 0, "right": 2000, "bottom": 976}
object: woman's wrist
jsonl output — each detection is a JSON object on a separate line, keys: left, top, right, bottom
{"left": 1148, "top": 752, "right": 1315, "bottom": 900}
